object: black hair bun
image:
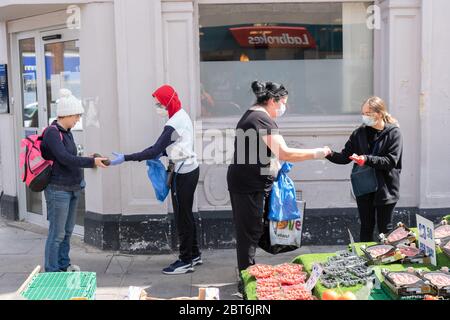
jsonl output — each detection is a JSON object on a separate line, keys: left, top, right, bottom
{"left": 251, "top": 81, "right": 267, "bottom": 97}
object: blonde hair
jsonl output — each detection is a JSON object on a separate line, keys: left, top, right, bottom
{"left": 363, "top": 96, "right": 399, "bottom": 127}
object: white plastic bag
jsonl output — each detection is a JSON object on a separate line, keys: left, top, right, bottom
{"left": 269, "top": 218, "right": 303, "bottom": 247}
{"left": 269, "top": 200, "right": 304, "bottom": 247}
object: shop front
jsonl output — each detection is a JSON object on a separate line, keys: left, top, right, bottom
{"left": 0, "top": 0, "right": 449, "bottom": 253}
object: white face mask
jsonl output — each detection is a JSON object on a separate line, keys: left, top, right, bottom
{"left": 362, "top": 115, "right": 377, "bottom": 127}
{"left": 276, "top": 102, "right": 286, "bottom": 117}
{"left": 156, "top": 107, "right": 168, "bottom": 118}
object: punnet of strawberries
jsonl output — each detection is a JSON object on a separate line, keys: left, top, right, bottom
{"left": 248, "top": 263, "right": 316, "bottom": 300}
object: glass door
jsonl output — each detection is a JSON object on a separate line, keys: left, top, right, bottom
{"left": 13, "top": 28, "right": 85, "bottom": 234}
{"left": 14, "top": 33, "right": 45, "bottom": 226}
{"left": 41, "top": 29, "right": 85, "bottom": 234}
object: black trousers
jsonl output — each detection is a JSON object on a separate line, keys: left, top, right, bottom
{"left": 171, "top": 167, "right": 200, "bottom": 263}
{"left": 356, "top": 193, "right": 396, "bottom": 242}
{"left": 230, "top": 191, "right": 268, "bottom": 272}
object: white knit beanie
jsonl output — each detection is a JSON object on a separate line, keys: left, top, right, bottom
{"left": 56, "top": 89, "right": 84, "bottom": 117}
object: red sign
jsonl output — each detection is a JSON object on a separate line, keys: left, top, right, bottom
{"left": 230, "top": 26, "right": 316, "bottom": 49}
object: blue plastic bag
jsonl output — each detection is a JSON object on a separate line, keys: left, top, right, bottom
{"left": 268, "top": 162, "right": 300, "bottom": 221}
{"left": 146, "top": 159, "right": 169, "bottom": 202}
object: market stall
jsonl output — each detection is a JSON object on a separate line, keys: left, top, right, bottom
{"left": 242, "top": 216, "right": 450, "bottom": 300}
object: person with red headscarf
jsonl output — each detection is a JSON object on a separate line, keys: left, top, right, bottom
{"left": 110, "top": 85, "right": 200, "bottom": 275}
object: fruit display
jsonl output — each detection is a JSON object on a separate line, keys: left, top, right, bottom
{"left": 274, "top": 263, "right": 304, "bottom": 274}
{"left": 321, "top": 289, "right": 356, "bottom": 300}
{"left": 256, "top": 278, "right": 284, "bottom": 300}
{"left": 321, "top": 289, "right": 341, "bottom": 300}
{"left": 397, "top": 244, "right": 431, "bottom": 264}
{"left": 423, "top": 295, "right": 442, "bottom": 300}
{"left": 282, "top": 285, "right": 317, "bottom": 300}
{"left": 422, "top": 272, "right": 450, "bottom": 287}
{"left": 249, "top": 263, "right": 314, "bottom": 300}
{"left": 380, "top": 222, "right": 416, "bottom": 246}
{"left": 319, "top": 250, "right": 375, "bottom": 288}
{"left": 248, "top": 264, "right": 276, "bottom": 279}
{"left": 417, "top": 268, "right": 450, "bottom": 297}
{"left": 365, "top": 244, "right": 394, "bottom": 258}
{"left": 445, "top": 241, "right": 450, "bottom": 250}
{"left": 435, "top": 223, "right": 450, "bottom": 240}
{"left": 438, "top": 238, "right": 450, "bottom": 259}
{"left": 275, "top": 272, "right": 308, "bottom": 286}
{"left": 397, "top": 245, "right": 420, "bottom": 257}
{"left": 390, "top": 272, "right": 422, "bottom": 285}
{"left": 244, "top": 225, "right": 450, "bottom": 301}
{"left": 361, "top": 244, "right": 403, "bottom": 265}
{"left": 382, "top": 268, "right": 432, "bottom": 297}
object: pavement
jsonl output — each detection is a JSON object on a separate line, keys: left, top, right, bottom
{"left": 0, "top": 217, "right": 346, "bottom": 300}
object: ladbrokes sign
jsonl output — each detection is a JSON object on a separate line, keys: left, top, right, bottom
{"left": 230, "top": 26, "right": 316, "bottom": 49}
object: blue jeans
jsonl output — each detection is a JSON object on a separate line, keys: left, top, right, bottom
{"left": 44, "top": 186, "right": 80, "bottom": 272}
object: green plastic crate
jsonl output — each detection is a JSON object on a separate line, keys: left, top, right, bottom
{"left": 21, "top": 272, "right": 96, "bottom": 300}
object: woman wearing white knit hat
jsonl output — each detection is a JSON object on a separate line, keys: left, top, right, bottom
{"left": 41, "top": 89, "right": 108, "bottom": 272}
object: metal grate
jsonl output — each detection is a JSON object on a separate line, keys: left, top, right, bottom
{"left": 21, "top": 272, "right": 96, "bottom": 300}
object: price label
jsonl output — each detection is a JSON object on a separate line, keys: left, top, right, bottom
{"left": 305, "top": 263, "right": 323, "bottom": 291}
{"left": 416, "top": 214, "right": 437, "bottom": 266}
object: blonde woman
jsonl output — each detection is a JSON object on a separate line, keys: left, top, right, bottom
{"left": 326, "top": 96, "right": 403, "bottom": 242}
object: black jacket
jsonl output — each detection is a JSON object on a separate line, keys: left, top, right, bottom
{"left": 41, "top": 121, "right": 94, "bottom": 189}
{"left": 326, "top": 123, "right": 403, "bottom": 205}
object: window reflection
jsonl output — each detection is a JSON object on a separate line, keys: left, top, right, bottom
{"left": 45, "top": 40, "right": 82, "bottom": 130}
{"left": 20, "top": 38, "right": 39, "bottom": 128}
{"left": 199, "top": 2, "right": 374, "bottom": 118}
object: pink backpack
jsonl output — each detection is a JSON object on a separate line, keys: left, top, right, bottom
{"left": 19, "top": 125, "right": 62, "bottom": 192}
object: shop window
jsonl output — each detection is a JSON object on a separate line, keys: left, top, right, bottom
{"left": 199, "top": 2, "right": 373, "bottom": 118}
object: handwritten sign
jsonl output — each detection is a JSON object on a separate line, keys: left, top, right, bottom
{"left": 305, "top": 263, "right": 323, "bottom": 291}
{"left": 416, "top": 214, "right": 436, "bottom": 266}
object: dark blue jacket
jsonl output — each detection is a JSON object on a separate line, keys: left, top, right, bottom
{"left": 41, "top": 121, "right": 94, "bottom": 189}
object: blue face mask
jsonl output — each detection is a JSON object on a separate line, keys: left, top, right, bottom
{"left": 362, "top": 115, "right": 376, "bottom": 127}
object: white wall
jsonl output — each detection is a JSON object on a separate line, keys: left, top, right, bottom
{"left": 0, "top": 117, "right": 17, "bottom": 197}
{"left": 419, "top": 0, "right": 450, "bottom": 208}
{"left": 80, "top": 2, "right": 122, "bottom": 215}
{"left": 114, "top": 0, "right": 168, "bottom": 215}
{"left": 378, "top": 0, "right": 421, "bottom": 207}
{"left": 0, "top": 21, "right": 17, "bottom": 198}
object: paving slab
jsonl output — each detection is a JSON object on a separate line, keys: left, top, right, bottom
{"left": 0, "top": 273, "right": 29, "bottom": 296}
{"left": 0, "top": 217, "right": 353, "bottom": 300}
{"left": 105, "top": 254, "right": 135, "bottom": 274}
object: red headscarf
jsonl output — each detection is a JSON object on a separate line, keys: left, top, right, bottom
{"left": 152, "top": 85, "right": 181, "bottom": 119}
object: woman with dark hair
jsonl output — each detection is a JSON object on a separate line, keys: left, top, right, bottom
{"left": 326, "top": 96, "right": 403, "bottom": 242}
{"left": 227, "top": 81, "right": 331, "bottom": 277}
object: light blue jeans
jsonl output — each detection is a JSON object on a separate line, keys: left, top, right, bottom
{"left": 44, "top": 186, "right": 80, "bottom": 272}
